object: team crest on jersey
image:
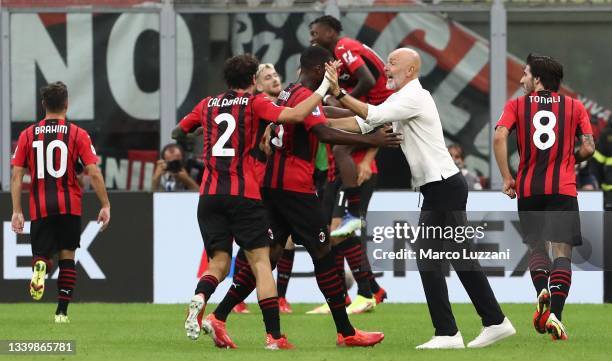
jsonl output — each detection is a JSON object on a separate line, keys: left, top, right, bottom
{"left": 318, "top": 231, "right": 326, "bottom": 243}
{"left": 312, "top": 107, "right": 321, "bottom": 117}
{"left": 268, "top": 228, "right": 274, "bottom": 240}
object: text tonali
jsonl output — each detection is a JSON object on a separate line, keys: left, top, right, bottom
{"left": 529, "top": 95, "right": 561, "bottom": 104}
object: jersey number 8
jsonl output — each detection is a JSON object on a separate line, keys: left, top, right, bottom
{"left": 532, "top": 110, "right": 556, "bottom": 151}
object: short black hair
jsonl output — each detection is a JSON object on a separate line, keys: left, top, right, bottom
{"left": 309, "top": 15, "right": 342, "bottom": 33}
{"left": 526, "top": 53, "right": 563, "bottom": 92}
{"left": 223, "top": 54, "right": 260, "bottom": 89}
{"left": 300, "top": 45, "right": 333, "bottom": 71}
{"left": 40, "top": 81, "right": 68, "bottom": 112}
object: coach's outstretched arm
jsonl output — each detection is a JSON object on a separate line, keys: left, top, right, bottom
{"left": 86, "top": 164, "right": 111, "bottom": 231}
{"left": 10, "top": 166, "right": 26, "bottom": 234}
{"left": 493, "top": 126, "right": 516, "bottom": 199}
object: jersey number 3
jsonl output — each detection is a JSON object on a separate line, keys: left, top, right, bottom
{"left": 532, "top": 110, "right": 556, "bottom": 151}
{"left": 212, "top": 113, "right": 236, "bottom": 157}
{"left": 32, "top": 140, "right": 68, "bottom": 179}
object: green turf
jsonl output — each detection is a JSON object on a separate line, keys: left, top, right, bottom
{"left": 0, "top": 303, "right": 610, "bottom": 361}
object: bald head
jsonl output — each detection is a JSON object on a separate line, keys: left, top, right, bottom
{"left": 384, "top": 47, "right": 421, "bottom": 91}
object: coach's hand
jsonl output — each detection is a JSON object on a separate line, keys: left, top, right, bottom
{"left": 97, "top": 207, "right": 111, "bottom": 232}
{"left": 11, "top": 212, "right": 24, "bottom": 234}
{"left": 502, "top": 177, "right": 516, "bottom": 199}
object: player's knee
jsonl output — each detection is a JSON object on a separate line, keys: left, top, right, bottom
{"left": 208, "top": 252, "right": 231, "bottom": 277}
{"left": 550, "top": 242, "right": 572, "bottom": 260}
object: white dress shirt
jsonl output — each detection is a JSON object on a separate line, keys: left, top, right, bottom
{"left": 356, "top": 78, "right": 458, "bottom": 188}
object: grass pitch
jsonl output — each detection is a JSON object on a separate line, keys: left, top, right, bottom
{"left": 0, "top": 303, "right": 610, "bottom": 361}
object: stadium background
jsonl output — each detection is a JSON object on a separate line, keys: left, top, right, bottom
{"left": 1, "top": 0, "right": 611, "bottom": 306}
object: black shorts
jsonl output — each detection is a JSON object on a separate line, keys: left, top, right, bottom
{"left": 517, "top": 194, "right": 582, "bottom": 246}
{"left": 332, "top": 174, "right": 377, "bottom": 219}
{"left": 322, "top": 178, "right": 342, "bottom": 224}
{"left": 197, "top": 195, "right": 272, "bottom": 258}
{"left": 30, "top": 215, "right": 81, "bottom": 256}
{"left": 262, "top": 188, "right": 329, "bottom": 254}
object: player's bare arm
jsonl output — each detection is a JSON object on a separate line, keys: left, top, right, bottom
{"left": 493, "top": 126, "right": 516, "bottom": 199}
{"left": 171, "top": 124, "right": 202, "bottom": 142}
{"left": 349, "top": 65, "right": 376, "bottom": 99}
{"left": 575, "top": 134, "right": 595, "bottom": 162}
{"left": 311, "top": 123, "right": 401, "bottom": 147}
{"left": 86, "top": 164, "right": 111, "bottom": 231}
{"left": 323, "top": 105, "right": 354, "bottom": 118}
{"left": 357, "top": 147, "right": 378, "bottom": 185}
{"left": 10, "top": 166, "right": 26, "bottom": 234}
{"left": 325, "top": 62, "right": 369, "bottom": 119}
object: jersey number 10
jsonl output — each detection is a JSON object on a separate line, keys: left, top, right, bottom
{"left": 32, "top": 140, "right": 68, "bottom": 179}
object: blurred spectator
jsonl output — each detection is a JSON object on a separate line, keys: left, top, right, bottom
{"left": 448, "top": 144, "right": 482, "bottom": 190}
{"left": 577, "top": 160, "right": 598, "bottom": 190}
{"left": 152, "top": 143, "right": 199, "bottom": 192}
{"left": 593, "top": 121, "right": 612, "bottom": 209}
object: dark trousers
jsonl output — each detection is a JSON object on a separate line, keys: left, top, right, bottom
{"left": 416, "top": 172, "right": 505, "bottom": 336}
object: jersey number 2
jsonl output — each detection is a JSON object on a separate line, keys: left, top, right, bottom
{"left": 212, "top": 113, "right": 236, "bottom": 157}
{"left": 32, "top": 140, "right": 68, "bottom": 179}
{"left": 532, "top": 110, "right": 556, "bottom": 151}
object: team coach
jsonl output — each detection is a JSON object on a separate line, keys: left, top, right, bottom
{"left": 325, "top": 47, "right": 515, "bottom": 349}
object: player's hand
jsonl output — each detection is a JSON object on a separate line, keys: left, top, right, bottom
{"left": 97, "top": 207, "right": 111, "bottom": 232}
{"left": 356, "top": 161, "right": 372, "bottom": 186}
{"left": 260, "top": 124, "right": 274, "bottom": 156}
{"left": 11, "top": 212, "right": 24, "bottom": 234}
{"left": 370, "top": 127, "right": 403, "bottom": 147}
{"left": 325, "top": 62, "right": 340, "bottom": 96}
{"left": 502, "top": 177, "right": 516, "bottom": 199}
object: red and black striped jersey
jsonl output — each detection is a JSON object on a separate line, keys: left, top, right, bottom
{"left": 334, "top": 37, "right": 393, "bottom": 106}
{"left": 497, "top": 91, "right": 593, "bottom": 198}
{"left": 179, "top": 91, "right": 284, "bottom": 200}
{"left": 11, "top": 118, "right": 99, "bottom": 220}
{"left": 263, "top": 83, "right": 327, "bottom": 194}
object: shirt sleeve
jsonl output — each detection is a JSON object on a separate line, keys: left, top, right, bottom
{"left": 252, "top": 95, "right": 285, "bottom": 123}
{"left": 336, "top": 43, "right": 366, "bottom": 74}
{"left": 365, "top": 92, "right": 421, "bottom": 126}
{"left": 178, "top": 99, "right": 206, "bottom": 133}
{"left": 11, "top": 130, "right": 28, "bottom": 167}
{"left": 496, "top": 99, "right": 518, "bottom": 131}
{"left": 356, "top": 116, "right": 374, "bottom": 134}
{"left": 76, "top": 129, "right": 99, "bottom": 166}
{"left": 303, "top": 105, "right": 327, "bottom": 131}
{"left": 575, "top": 101, "right": 593, "bottom": 136}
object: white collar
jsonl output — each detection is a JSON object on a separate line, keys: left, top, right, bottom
{"left": 397, "top": 78, "right": 422, "bottom": 93}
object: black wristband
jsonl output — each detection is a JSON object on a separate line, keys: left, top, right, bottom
{"left": 335, "top": 89, "right": 347, "bottom": 100}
